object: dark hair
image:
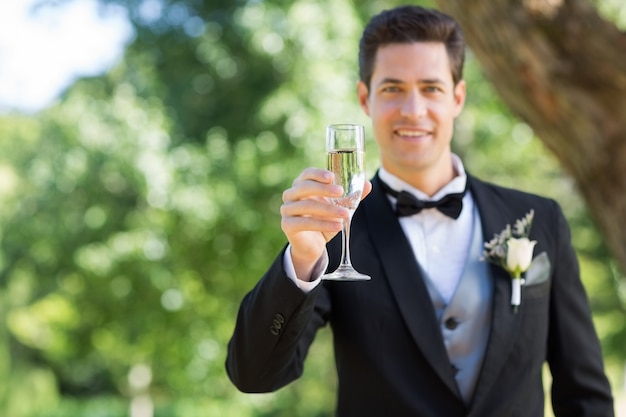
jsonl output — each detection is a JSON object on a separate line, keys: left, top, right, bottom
{"left": 358, "top": 5, "right": 465, "bottom": 88}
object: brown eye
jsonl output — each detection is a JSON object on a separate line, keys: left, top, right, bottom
{"left": 382, "top": 86, "right": 401, "bottom": 93}
{"left": 423, "top": 85, "right": 444, "bottom": 94}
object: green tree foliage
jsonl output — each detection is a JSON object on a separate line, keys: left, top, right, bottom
{"left": 0, "top": 0, "right": 623, "bottom": 416}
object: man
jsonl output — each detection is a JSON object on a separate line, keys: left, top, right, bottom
{"left": 226, "top": 5, "right": 614, "bottom": 416}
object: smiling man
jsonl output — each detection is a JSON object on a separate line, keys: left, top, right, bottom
{"left": 226, "top": 5, "right": 614, "bottom": 417}
{"left": 358, "top": 41, "right": 465, "bottom": 195}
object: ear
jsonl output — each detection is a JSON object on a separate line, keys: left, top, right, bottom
{"left": 357, "top": 81, "right": 371, "bottom": 117}
{"left": 453, "top": 80, "right": 466, "bottom": 118}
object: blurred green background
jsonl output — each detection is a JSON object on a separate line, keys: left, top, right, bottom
{"left": 0, "top": 0, "right": 625, "bottom": 416}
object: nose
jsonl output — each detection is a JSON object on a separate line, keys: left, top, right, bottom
{"left": 400, "top": 90, "right": 426, "bottom": 119}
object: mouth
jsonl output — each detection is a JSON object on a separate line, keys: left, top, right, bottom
{"left": 395, "top": 128, "right": 432, "bottom": 141}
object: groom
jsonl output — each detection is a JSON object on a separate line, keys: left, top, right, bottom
{"left": 226, "top": 5, "right": 614, "bottom": 416}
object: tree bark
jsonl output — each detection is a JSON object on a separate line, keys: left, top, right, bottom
{"left": 436, "top": 0, "right": 626, "bottom": 273}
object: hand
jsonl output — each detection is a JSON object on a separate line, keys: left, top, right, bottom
{"left": 280, "top": 168, "right": 372, "bottom": 280}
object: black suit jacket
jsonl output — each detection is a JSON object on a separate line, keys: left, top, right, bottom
{"left": 226, "top": 174, "right": 614, "bottom": 417}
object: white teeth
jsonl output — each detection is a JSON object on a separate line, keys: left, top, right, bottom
{"left": 397, "top": 129, "right": 427, "bottom": 137}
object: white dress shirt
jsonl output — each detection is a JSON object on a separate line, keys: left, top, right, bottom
{"left": 285, "top": 154, "right": 475, "bottom": 304}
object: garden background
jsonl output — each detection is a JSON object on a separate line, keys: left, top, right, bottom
{"left": 0, "top": 0, "right": 625, "bottom": 416}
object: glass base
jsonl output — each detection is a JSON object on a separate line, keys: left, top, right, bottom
{"left": 322, "top": 265, "right": 371, "bottom": 281}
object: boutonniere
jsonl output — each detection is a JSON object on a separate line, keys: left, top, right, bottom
{"left": 482, "top": 210, "right": 537, "bottom": 313}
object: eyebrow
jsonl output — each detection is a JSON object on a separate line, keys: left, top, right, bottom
{"left": 376, "top": 77, "right": 446, "bottom": 87}
{"left": 377, "top": 78, "right": 403, "bottom": 85}
{"left": 420, "top": 78, "right": 446, "bottom": 85}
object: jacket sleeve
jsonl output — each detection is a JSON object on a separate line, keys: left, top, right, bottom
{"left": 546, "top": 202, "right": 614, "bottom": 416}
{"left": 225, "top": 248, "right": 331, "bottom": 393}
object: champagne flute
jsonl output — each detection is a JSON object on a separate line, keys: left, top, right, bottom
{"left": 322, "top": 124, "right": 371, "bottom": 281}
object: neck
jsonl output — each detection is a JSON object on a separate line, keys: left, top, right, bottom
{"left": 385, "top": 163, "right": 457, "bottom": 197}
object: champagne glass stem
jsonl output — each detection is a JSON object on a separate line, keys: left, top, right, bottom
{"left": 338, "top": 213, "right": 354, "bottom": 269}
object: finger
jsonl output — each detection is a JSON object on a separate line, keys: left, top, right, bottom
{"left": 292, "top": 167, "right": 335, "bottom": 186}
{"left": 281, "top": 198, "right": 349, "bottom": 219}
{"left": 361, "top": 180, "right": 373, "bottom": 200}
{"left": 281, "top": 216, "right": 344, "bottom": 235}
{"left": 283, "top": 179, "right": 343, "bottom": 204}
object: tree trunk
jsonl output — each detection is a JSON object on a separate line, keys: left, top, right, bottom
{"left": 436, "top": 0, "right": 626, "bottom": 273}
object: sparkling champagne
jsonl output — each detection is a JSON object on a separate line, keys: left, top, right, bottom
{"left": 327, "top": 148, "right": 365, "bottom": 211}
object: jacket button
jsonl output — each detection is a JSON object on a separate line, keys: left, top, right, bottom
{"left": 270, "top": 313, "right": 285, "bottom": 336}
{"left": 451, "top": 364, "right": 460, "bottom": 375}
{"left": 444, "top": 317, "right": 459, "bottom": 330}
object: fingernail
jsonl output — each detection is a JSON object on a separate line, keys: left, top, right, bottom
{"left": 331, "top": 185, "right": 343, "bottom": 195}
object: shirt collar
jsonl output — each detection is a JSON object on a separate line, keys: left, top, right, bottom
{"left": 378, "top": 154, "right": 467, "bottom": 201}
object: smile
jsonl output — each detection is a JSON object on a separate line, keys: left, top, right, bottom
{"left": 396, "top": 129, "right": 432, "bottom": 139}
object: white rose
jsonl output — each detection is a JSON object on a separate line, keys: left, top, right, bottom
{"left": 506, "top": 237, "right": 537, "bottom": 276}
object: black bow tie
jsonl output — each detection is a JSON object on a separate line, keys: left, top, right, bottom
{"left": 377, "top": 177, "right": 466, "bottom": 219}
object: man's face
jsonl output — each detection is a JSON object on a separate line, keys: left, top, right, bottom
{"left": 358, "top": 42, "right": 466, "bottom": 182}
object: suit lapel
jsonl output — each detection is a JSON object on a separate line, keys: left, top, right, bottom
{"left": 466, "top": 176, "right": 524, "bottom": 411}
{"left": 363, "top": 176, "right": 461, "bottom": 398}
